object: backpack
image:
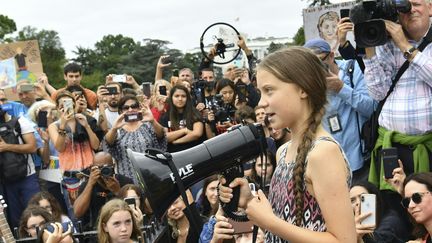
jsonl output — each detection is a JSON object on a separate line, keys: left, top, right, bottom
{"left": 0, "top": 117, "right": 29, "bottom": 183}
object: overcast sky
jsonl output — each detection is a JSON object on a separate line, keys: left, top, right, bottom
{"left": 2, "top": 0, "right": 315, "bottom": 59}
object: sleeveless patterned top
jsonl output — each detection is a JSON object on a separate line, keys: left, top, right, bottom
{"left": 265, "top": 137, "right": 352, "bottom": 242}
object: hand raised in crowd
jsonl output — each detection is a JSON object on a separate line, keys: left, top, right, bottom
{"left": 245, "top": 190, "right": 274, "bottom": 228}
{"left": 337, "top": 17, "right": 354, "bottom": 45}
{"left": 125, "top": 75, "right": 139, "bottom": 88}
{"left": 354, "top": 205, "right": 375, "bottom": 239}
{"left": 43, "top": 222, "right": 72, "bottom": 243}
{"left": 105, "top": 74, "right": 114, "bottom": 84}
{"left": 211, "top": 211, "right": 235, "bottom": 242}
{"left": 75, "top": 113, "right": 89, "bottom": 128}
{"left": 218, "top": 177, "right": 253, "bottom": 209}
{"left": 59, "top": 107, "right": 74, "bottom": 127}
{"left": 240, "top": 68, "right": 251, "bottom": 85}
{"left": 37, "top": 127, "right": 50, "bottom": 143}
{"left": 196, "top": 103, "right": 206, "bottom": 112}
{"left": 37, "top": 73, "right": 49, "bottom": 87}
{"left": 96, "top": 85, "right": 109, "bottom": 104}
{"left": 237, "top": 35, "right": 251, "bottom": 55}
{"left": 326, "top": 71, "right": 344, "bottom": 93}
{"left": 130, "top": 205, "right": 144, "bottom": 225}
{"left": 88, "top": 166, "right": 101, "bottom": 187}
{"left": 34, "top": 83, "right": 49, "bottom": 99}
{"left": 385, "top": 159, "right": 406, "bottom": 195}
{"left": 157, "top": 55, "right": 171, "bottom": 69}
{"left": 140, "top": 104, "right": 154, "bottom": 122}
{"left": 112, "top": 113, "right": 126, "bottom": 130}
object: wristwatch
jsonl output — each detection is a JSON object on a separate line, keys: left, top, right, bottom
{"left": 403, "top": 46, "right": 417, "bottom": 60}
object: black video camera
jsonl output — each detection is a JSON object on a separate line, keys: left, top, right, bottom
{"left": 351, "top": 0, "right": 411, "bottom": 47}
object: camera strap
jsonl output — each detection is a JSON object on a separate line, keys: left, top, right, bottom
{"left": 376, "top": 25, "right": 432, "bottom": 121}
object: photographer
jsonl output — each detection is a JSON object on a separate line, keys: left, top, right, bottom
{"left": 73, "top": 151, "right": 133, "bottom": 230}
{"left": 362, "top": 0, "right": 432, "bottom": 190}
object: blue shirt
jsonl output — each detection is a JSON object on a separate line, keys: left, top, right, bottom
{"left": 323, "top": 60, "right": 375, "bottom": 171}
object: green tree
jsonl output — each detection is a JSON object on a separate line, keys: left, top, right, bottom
{"left": 0, "top": 15, "right": 17, "bottom": 41}
{"left": 293, "top": 27, "right": 305, "bottom": 46}
{"left": 15, "top": 26, "right": 66, "bottom": 88}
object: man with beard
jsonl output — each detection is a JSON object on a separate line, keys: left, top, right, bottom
{"left": 94, "top": 82, "right": 123, "bottom": 133}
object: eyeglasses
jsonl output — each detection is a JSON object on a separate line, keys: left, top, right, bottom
{"left": 122, "top": 103, "right": 139, "bottom": 111}
{"left": 401, "top": 191, "right": 431, "bottom": 208}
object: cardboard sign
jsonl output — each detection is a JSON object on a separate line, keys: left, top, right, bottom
{"left": 303, "top": 1, "right": 356, "bottom": 55}
{"left": 0, "top": 40, "right": 43, "bottom": 100}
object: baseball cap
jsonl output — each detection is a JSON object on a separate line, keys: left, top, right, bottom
{"left": 303, "top": 38, "right": 331, "bottom": 54}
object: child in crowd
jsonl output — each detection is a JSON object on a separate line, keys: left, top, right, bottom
{"left": 218, "top": 47, "right": 357, "bottom": 242}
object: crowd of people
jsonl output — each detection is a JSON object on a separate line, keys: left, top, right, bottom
{"left": 0, "top": 0, "right": 432, "bottom": 242}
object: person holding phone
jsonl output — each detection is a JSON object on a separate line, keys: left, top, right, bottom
{"left": 118, "top": 184, "right": 153, "bottom": 225}
{"left": 150, "top": 79, "right": 171, "bottom": 122}
{"left": 104, "top": 95, "right": 166, "bottom": 184}
{"left": 48, "top": 91, "right": 100, "bottom": 205}
{"left": 94, "top": 82, "right": 123, "bottom": 133}
{"left": 350, "top": 181, "right": 410, "bottom": 243}
{"left": 218, "top": 47, "right": 357, "bottom": 242}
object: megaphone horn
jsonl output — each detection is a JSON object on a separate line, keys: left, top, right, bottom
{"left": 127, "top": 123, "right": 267, "bottom": 218}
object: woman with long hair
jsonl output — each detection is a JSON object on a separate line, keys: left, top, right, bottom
{"left": 198, "top": 175, "right": 219, "bottom": 218}
{"left": 159, "top": 85, "right": 204, "bottom": 153}
{"left": 19, "top": 205, "right": 54, "bottom": 238}
{"left": 97, "top": 199, "right": 143, "bottom": 243}
{"left": 218, "top": 47, "right": 356, "bottom": 242}
{"left": 28, "top": 191, "right": 72, "bottom": 225}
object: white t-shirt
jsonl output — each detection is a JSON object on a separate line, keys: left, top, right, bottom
{"left": 93, "top": 107, "right": 119, "bottom": 129}
{"left": 17, "top": 116, "right": 36, "bottom": 175}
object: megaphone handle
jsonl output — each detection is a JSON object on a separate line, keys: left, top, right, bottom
{"left": 221, "top": 165, "right": 243, "bottom": 216}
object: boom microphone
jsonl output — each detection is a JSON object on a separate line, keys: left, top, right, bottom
{"left": 127, "top": 124, "right": 266, "bottom": 218}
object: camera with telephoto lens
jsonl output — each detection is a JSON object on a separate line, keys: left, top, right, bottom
{"left": 351, "top": 0, "right": 411, "bottom": 47}
{"left": 99, "top": 165, "right": 114, "bottom": 177}
{"left": 191, "top": 79, "right": 207, "bottom": 105}
{"left": 209, "top": 94, "right": 236, "bottom": 123}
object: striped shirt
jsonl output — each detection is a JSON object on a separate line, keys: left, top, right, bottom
{"left": 363, "top": 38, "right": 432, "bottom": 135}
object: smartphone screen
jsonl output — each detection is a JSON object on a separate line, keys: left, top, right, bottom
{"left": 142, "top": 83, "right": 151, "bottom": 97}
{"left": 159, "top": 85, "right": 167, "bottom": 96}
{"left": 37, "top": 110, "right": 48, "bottom": 128}
{"left": 112, "top": 74, "right": 126, "bottom": 83}
{"left": 381, "top": 147, "right": 399, "bottom": 179}
{"left": 124, "top": 112, "right": 143, "bottom": 122}
{"left": 124, "top": 197, "right": 136, "bottom": 207}
{"left": 340, "top": 9, "right": 350, "bottom": 19}
{"left": 360, "top": 194, "right": 376, "bottom": 225}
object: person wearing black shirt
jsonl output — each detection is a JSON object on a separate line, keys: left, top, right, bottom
{"left": 73, "top": 152, "right": 133, "bottom": 230}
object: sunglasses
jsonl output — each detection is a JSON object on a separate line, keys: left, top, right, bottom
{"left": 122, "top": 103, "right": 139, "bottom": 111}
{"left": 401, "top": 191, "right": 431, "bottom": 208}
{"left": 0, "top": 98, "right": 7, "bottom": 102}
